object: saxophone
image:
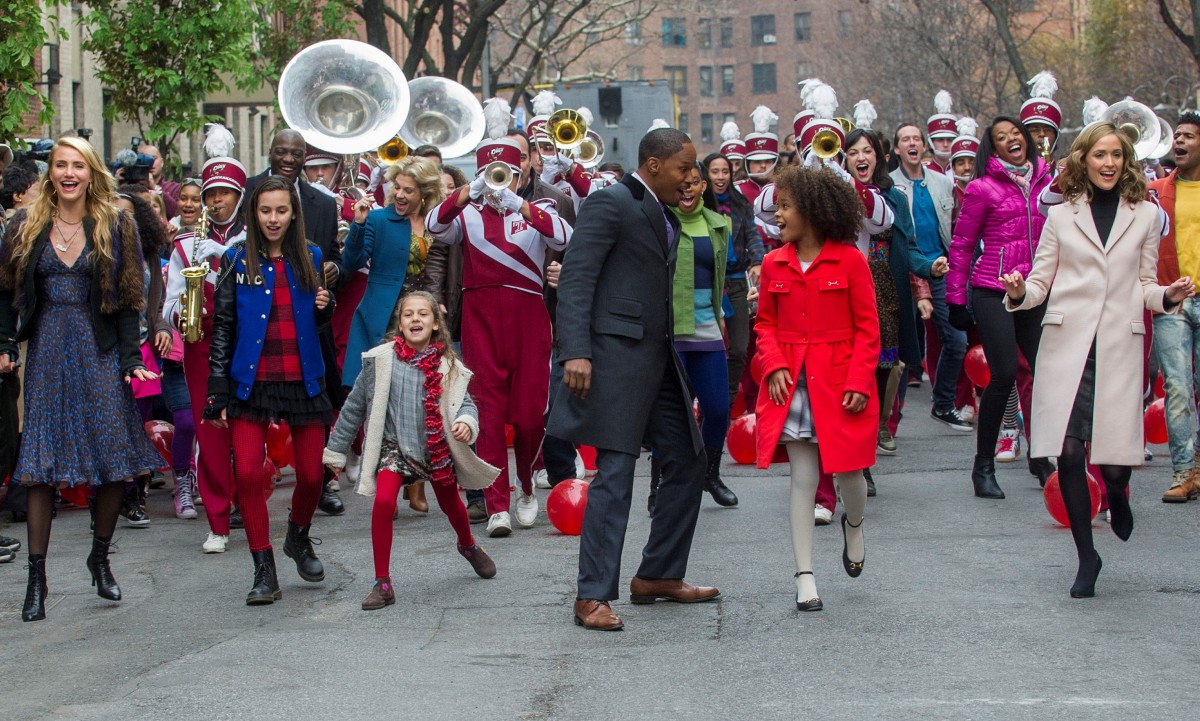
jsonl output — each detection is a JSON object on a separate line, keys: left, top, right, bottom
{"left": 179, "top": 207, "right": 210, "bottom": 343}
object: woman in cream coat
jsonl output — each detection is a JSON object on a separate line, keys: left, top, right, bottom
{"left": 1002, "top": 122, "right": 1195, "bottom": 599}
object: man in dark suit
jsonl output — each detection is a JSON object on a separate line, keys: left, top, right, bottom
{"left": 246, "top": 129, "right": 347, "bottom": 515}
{"left": 548, "top": 128, "right": 719, "bottom": 631}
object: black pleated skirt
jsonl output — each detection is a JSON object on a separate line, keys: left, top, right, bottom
{"left": 227, "top": 379, "right": 333, "bottom": 427}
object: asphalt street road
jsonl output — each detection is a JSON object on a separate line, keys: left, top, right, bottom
{"left": 2, "top": 384, "right": 1198, "bottom": 721}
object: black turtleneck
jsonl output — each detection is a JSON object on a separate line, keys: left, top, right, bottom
{"left": 1090, "top": 184, "right": 1120, "bottom": 246}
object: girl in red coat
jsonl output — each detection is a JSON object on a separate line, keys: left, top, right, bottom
{"left": 754, "top": 166, "right": 881, "bottom": 612}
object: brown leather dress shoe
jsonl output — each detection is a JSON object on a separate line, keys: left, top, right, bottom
{"left": 573, "top": 599, "right": 624, "bottom": 630}
{"left": 629, "top": 576, "right": 720, "bottom": 604}
{"left": 403, "top": 482, "right": 429, "bottom": 513}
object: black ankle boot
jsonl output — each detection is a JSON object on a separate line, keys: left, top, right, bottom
{"left": 972, "top": 454, "right": 1005, "bottom": 499}
{"left": 246, "top": 549, "right": 282, "bottom": 605}
{"left": 282, "top": 519, "right": 325, "bottom": 582}
{"left": 1106, "top": 485, "right": 1134, "bottom": 542}
{"left": 1029, "top": 457, "right": 1055, "bottom": 488}
{"left": 22, "top": 554, "right": 47, "bottom": 622}
{"left": 703, "top": 447, "right": 738, "bottom": 507}
{"left": 647, "top": 456, "right": 662, "bottom": 516}
{"left": 85, "top": 536, "right": 121, "bottom": 601}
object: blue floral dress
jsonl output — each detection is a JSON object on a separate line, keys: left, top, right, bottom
{"left": 12, "top": 244, "right": 164, "bottom": 487}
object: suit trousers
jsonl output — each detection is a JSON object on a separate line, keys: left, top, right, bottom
{"left": 577, "top": 364, "right": 705, "bottom": 601}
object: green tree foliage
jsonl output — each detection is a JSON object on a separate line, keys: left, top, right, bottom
{"left": 81, "top": 0, "right": 258, "bottom": 162}
{"left": 248, "top": 0, "right": 358, "bottom": 94}
{"left": 0, "top": 2, "right": 63, "bottom": 144}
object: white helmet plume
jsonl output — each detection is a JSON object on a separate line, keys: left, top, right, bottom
{"left": 808, "top": 83, "right": 838, "bottom": 120}
{"left": 1082, "top": 96, "right": 1109, "bottom": 126}
{"left": 1027, "top": 71, "right": 1058, "bottom": 100}
{"left": 482, "top": 97, "right": 513, "bottom": 140}
{"left": 956, "top": 117, "right": 979, "bottom": 139}
{"left": 934, "top": 90, "right": 953, "bottom": 115}
{"left": 577, "top": 106, "right": 594, "bottom": 126}
{"left": 531, "top": 90, "right": 562, "bottom": 117}
{"left": 750, "top": 105, "right": 778, "bottom": 133}
{"left": 853, "top": 99, "right": 877, "bottom": 130}
{"left": 203, "top": 123, "right": 236, "bottom": 159}
{"left": 720, "top": 121, "right": 741, "bottom": 141}
{"left": 798, "top": 77, "right": 824, "bottom": 107}
{"left": 648, "top": 118, "right": 671, "bottom": 132}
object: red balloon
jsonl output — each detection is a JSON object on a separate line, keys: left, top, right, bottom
{"left": 726, "top": 413, "right": 757, "bottom": 465}
{"left": 1144, "top": 398, "right": 1168, "bottom": 444}
{"left": 730, "top": 392, "right": 747, "bottom": 419}
{"left": 282, "top": 435, "right": 295, "bottom": 468}
{"left": 546, "top": 478, "right": 589, "bottom": 535}
{"left": 144, "top": 420, "right": 174, "bottom": 468}
{"left": 1154, "top": 372, "right": 1165, "bottom": 400}
{"left": 963, "top": 345, "right": 991, "bottom": 387}
{"left": 266, "top": 422, "right": 291, "bottom": 467}
{"left": 1043, "top": 470, "right": 1101, "bottom": 526}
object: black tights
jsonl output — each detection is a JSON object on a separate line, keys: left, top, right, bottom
{"left": 1058, "top": 438, "right": 1133, "bottom": 563}
{"left": 971, "top": 289, "right": 1044, "bottom": 457}
{"left": 26, "top": 482, "right": 123, "bottom": 556}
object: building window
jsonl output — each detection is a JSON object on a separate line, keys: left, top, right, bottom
{"left": 794, "top": 12, "right": 811, "bottom": 42}
{"left": 796, "top": 60, "right": 812, "bottom": 82}
{"left": 678, "top": 113, "right": 689, "bottom": 133}
{"left": 662, "top": 17, "right": 686, "bottom": 47}
{"left": 838, "top": 10, "right": 853, "bottom": 36}
{"left": 699, "top": 66, "right": 714, "bottom": 97}
{"left": 627, "top": 65, "right": 643, "bottom": 81}
{"left": 752, "top": 63, "right": 776, "bottom": 94}
{"left": 751, "top": 14, "right": 776, "bottom": 45}
{"left": 625, "top": 21, "right": 642, "bottom": 45}
{"left": 723, "top": 112, "right": 737, "bottom": 126}
{"left": 720, "top": 65, "right": 735, "bottom": 96}
{"left": 701, "top": 113, "right": 714, "bottom": 144}
{"left": 697, "top": 18, "right": 712, "bottom": 49}
{"left": 664, "top": 65, "right": 688, "bottom": 96}
{"left": 719, "top": 17, "right": 733, "bottom": 48}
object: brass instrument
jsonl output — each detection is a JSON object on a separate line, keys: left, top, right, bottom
{"left": 546, "top": 108, "right": 588, "bottom": 156}
{"left": 399, "top": 77, "right": 486, "bottom": 160}
{"left": 812, "top": 127, "right": 843, "bottom": 160}
{"left": 1100, "top": 99, "right": 1162, "bottom": 160}
{"left": 482, "top": 161, "right": 514, "bottom": 209}
{"left": 179, "top": 207, "right": 210, "bottom": 344}
{"left": 834, "top": 117, "right": 856, "bottom": 134}
{"left": 576, "top": 130, "right": 605, "bottom": 169}
{"left": 1040, "top": 136, "right": 1054, "bottom": 168}
{"left": 377, "top": 135, "right": 409, "bottom": 165}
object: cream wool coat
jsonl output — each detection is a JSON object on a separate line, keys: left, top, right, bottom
{"left": 322, "top": 343, "right": 500, "bottom": 495}
{"left": 1007, "top": 197, "right": 1175, "bottom": 465}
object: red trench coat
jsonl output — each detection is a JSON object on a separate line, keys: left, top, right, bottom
{"left": 753, "top": 241, "right": 881, "bottom": 473}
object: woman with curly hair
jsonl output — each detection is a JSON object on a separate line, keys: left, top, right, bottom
{"left": 753, "top": 165, "right": 880, "bottom": 612}
{"left": 1002, "top": 123, "right": 1194, "bottom": 598}
{"left": 0, "top": 137, "right": 163, "bottom": 621}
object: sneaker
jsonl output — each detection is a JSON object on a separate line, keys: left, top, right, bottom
{"left": 229, "top": 508, "right": 244, "bottom": 529}
{"left": 1145, "top": 446, "right": 1154, "bottom": 462}
{"left": 814, "top": 506, "right": 833, "bottom": 525}
{"left": 931, "top": 407, "right": 973, "bottom": 432}
{"left": 192, "top": 469, "right": 203, "bottom": 505}
{"left": 515, "top": 493, "right": 539, "bottom": 527}
{"left": 876, "top": 426, "right": 897, "bottom": 455}
{"left": 533, "top": 469, "right": 552, "bottom": 490}
{"left": 996, "top": 429, "right": 1019, "bottom": 462}
{"left": 467, "top": 499, "right": 487, "bottom": 524}
{"left": 174, "top": 475, "right": 198, "bottom": 519}
{"left": 121, "top": 500, "right": 151, "bottom": 528}
{"left": 202, "top": 533, "right": 228, "bottom": 553}
{"left": 1163, "top": 469, "right": 1200, "bottom": 503}
{"left": 149, "top": 469, "right": 170, "bottom": 489}
{"left": 486, "top": 511, "right": 512, "bottom": 538}
{"left": 958, "top": 404, "right": 977, "bottom": 425}
{"left": 0, "top": 534, "right": 20, "bottom": 552}
{"left": 0, "top": 547, "right": 13, "bottom": 563}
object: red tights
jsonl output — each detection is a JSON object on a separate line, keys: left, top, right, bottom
{"left": 230, "top": 418, "right": 327, "bottom": 552}
{"left": 371, "top": 469, "right": 474, "bottom": 579}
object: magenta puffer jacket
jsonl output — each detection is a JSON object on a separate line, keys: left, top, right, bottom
{"left": 946, "top": 156, "right": 1052, "bottom": 305}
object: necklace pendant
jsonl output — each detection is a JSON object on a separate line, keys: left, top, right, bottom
{"left": 54, "top": 243, "right": 68, "bottom": 252}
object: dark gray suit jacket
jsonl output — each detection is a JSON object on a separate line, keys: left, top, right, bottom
{"left": 546, "top": 174, "right": 702, "bottom": 455}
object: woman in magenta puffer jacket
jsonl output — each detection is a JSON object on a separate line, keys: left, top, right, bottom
{"left": 947, "top": 116, "right": 1053, "bottom": 499}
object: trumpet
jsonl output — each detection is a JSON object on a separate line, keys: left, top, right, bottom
{"left": 377, "top": 135, "right": 409, "bottom": 165}
{"left": 482, "top": 161, "right": 514, "bottom": 208}
{"left": 812, "top": 127, "right": 843, "bottom": 160}
{"left": 179, "top": 207, "right": 210, "bottom": 344}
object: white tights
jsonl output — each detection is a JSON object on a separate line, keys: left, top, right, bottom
{"left": 786, "top": 441, "right": 867, "bottom": 602}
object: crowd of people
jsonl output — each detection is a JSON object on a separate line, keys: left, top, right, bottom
{"left": 0, "top": 71, "right": 1195, "bottom": 627}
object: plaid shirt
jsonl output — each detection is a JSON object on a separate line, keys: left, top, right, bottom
{"left": 255, "top": 259, "right": 303, "bottom": 382}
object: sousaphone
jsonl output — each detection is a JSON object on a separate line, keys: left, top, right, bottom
{"left": 400, "top": 77, "right": 486, "bottom": 160}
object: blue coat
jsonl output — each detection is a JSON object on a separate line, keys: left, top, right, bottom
{"left": 208, "top": 244, "right": 327, "bottom": 401}
{"left": 342, "top": 206, "right": 412, "bottom": 387}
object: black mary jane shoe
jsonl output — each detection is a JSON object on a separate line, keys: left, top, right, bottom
{"left": 840, "top": 513, "right": 865, "bottom": 578}
{"left": 794, "top": 572, "right": 823, "bottom": 612}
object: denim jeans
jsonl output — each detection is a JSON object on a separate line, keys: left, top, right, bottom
{"left": 1153, "top": 299, "right": 1200, "bottom": 471}
{"left": 929, "top": 277, "right": 967, "bottom": 412}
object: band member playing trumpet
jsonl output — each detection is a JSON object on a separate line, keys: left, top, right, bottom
{"left": 426, "top": 138, "right": 572, "bottom": 537}
{"left": 163, "top": 126, "right": 247, "bottom": 554}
